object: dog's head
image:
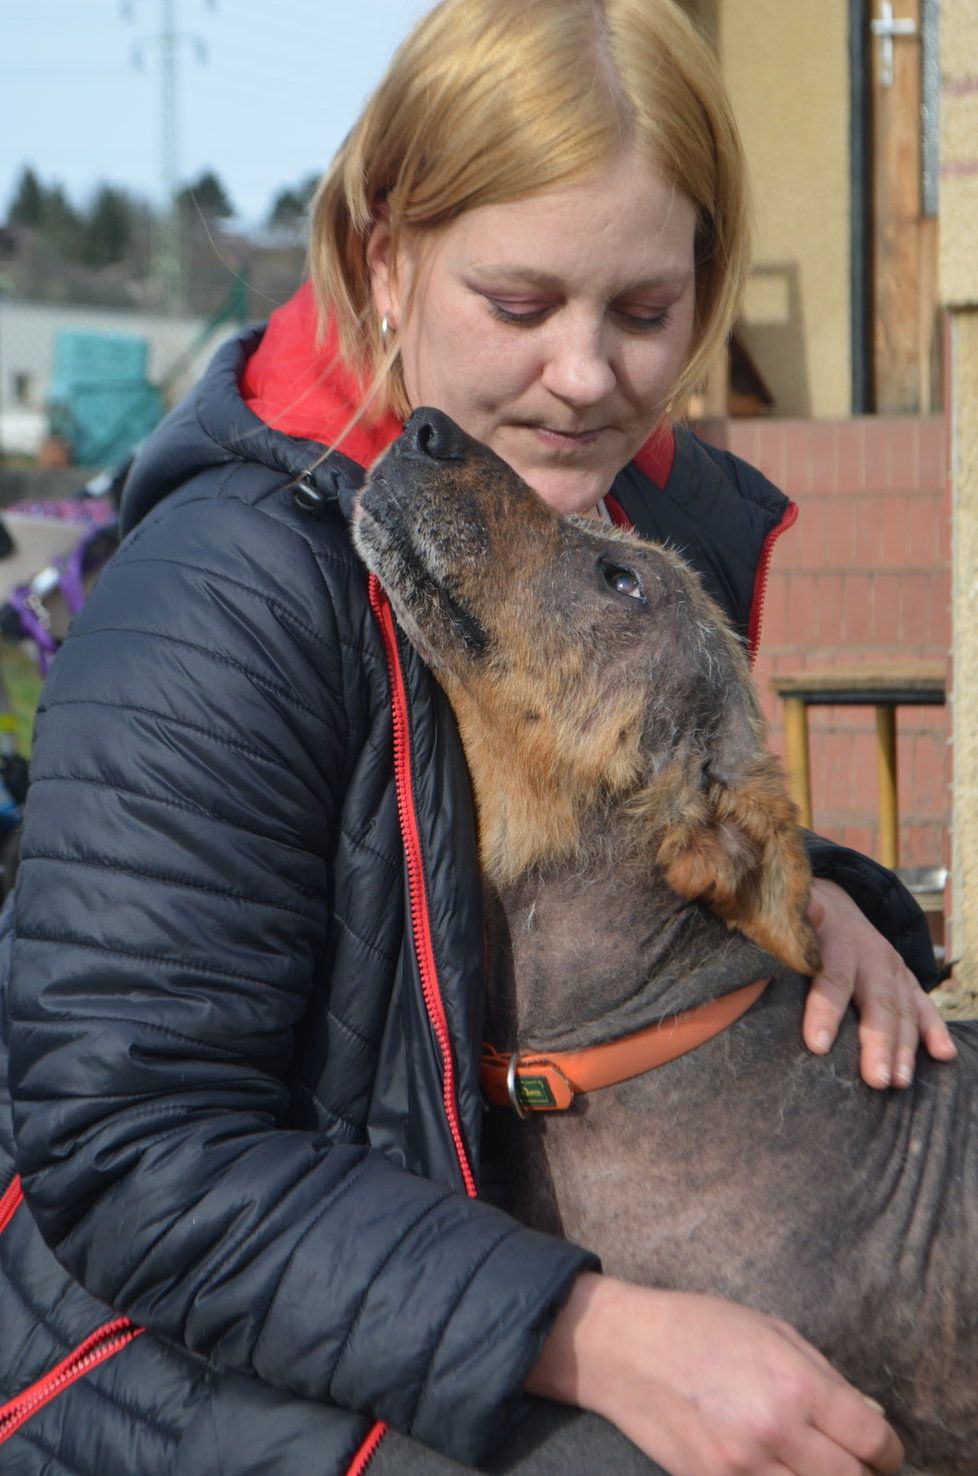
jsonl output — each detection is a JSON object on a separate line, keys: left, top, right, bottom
{"left": 355, "top": 408, "right": 819, "bottom": 975}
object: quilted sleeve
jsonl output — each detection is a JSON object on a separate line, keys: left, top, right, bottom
{"left": 7, "top": 482, "right": 593, "bottom": 1466}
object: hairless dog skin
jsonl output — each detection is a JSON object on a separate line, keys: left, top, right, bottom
{"left": 355, "top": 408, "right": 978, "bottom": 1476}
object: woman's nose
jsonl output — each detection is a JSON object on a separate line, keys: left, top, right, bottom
{"left": 541, "top": 325, "right": 617, "bottom": 405}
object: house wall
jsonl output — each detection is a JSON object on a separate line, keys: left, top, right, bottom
{"left": 684, "top": 0, "right": 853, "bottom": 419}
{"left": 698, "top": 415, "right": 951, "bottom": 870}
{"left": 718, "top": 0, "right": 853, "bottom": 419}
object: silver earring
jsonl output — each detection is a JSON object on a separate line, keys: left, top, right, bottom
{"left": 381, "top": 313, "right": 391, "bottom": 340}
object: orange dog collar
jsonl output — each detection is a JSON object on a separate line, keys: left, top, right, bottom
{"left": 481, "top": 977, "right": 770, "bottom": 1115}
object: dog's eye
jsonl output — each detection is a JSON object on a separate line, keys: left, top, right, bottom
{"left": 603, "top": 563, "right": 643, "bottom": 599}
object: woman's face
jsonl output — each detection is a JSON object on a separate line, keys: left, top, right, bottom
{"left": 369, "top": 151, "right": 698, "bottom": 516}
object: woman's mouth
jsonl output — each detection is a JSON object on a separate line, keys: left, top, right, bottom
{"left": 528, "top": 424, "right": 603, "bottom": 449}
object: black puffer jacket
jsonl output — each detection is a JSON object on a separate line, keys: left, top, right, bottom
{"left": 3, "top": 326, "right": 935, "bottom": 1475}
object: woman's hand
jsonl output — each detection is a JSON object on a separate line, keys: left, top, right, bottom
{"left": 803, "top": 878, "right": 956, "bottom": 1089}
{"left": 527, "top": 1273, "right": 903, "bottom": 1476}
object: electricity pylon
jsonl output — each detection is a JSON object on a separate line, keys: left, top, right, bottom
{"left": 123, "top": 0, "right": 215, "bottom": 312}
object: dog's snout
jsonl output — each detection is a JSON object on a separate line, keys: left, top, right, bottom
{"left": 401, "top": 408, "right": 468, "bottom": 463}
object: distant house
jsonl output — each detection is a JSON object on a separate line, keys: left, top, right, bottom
{"left": 0, "top": 298, "right": 238, "bottom": 458}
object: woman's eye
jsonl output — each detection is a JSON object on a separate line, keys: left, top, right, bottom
{"left": 604, "top": 565, "right": 643, "bottom": 599}
{"left": 486, "top": 298, "right": 550, "bottom": 326}
{"left": 617, "top": 308, "right": 671, "bottom": 334}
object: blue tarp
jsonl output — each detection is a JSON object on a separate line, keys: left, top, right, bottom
{"left": 49, "top": 330, "right": 163, "bottom": 465}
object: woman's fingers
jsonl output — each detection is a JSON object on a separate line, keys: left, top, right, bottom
{"left": 804, "top": 876, "right": 956, "bottom": 1089}
{"left": 852, "top": 958, "right": 921, "bottom": 1088}
{"left": 914, "top": 984, "right": 958, "bottom": 1062}
{"left": 811, "top": 1381, "right": 905, "bottom": 1474}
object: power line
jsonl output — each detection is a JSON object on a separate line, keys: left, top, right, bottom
{"left": 122, "top": 0, "right": 215, "bottom": 311}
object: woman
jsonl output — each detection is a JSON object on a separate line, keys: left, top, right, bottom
{"left": 5, "top": 1, "right": 954, "bottom": 1472}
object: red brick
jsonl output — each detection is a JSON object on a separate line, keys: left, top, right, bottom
{"left": 874, "top": 573, "right": 902, "bottom": 643}
{"left": 932, "top": 569, "right": 952, "bottom": 647}
{"left": 896, "top": 730, "right": 914, "bottom": 815}
{"left": 850, "top": 731, "right": 879, "bottom": 814}
{"left": 888, "top": 420, "right": 919, "bottom": 493}
{"left": 836, "top": 420, "right": 866, "bottom": 492}
{"left": 840, "top": 824, "right": 875, "bottom": 857}
{"left": 811, "top": 423, "right": 840, "bottom": 495}
{"left": 727, "top": 421, "right": 759, "bottom": 470}
{"left": 854, "top": 498, "right": 884, "bottom": 565}
{"left": 902, "top": 823, "right": 945, "bottom": 868}
{"left": 784, "top": 573, "right": 817, "bottom": 648}
{"left": 816, "top": 573, "right": 845, "bottom": 646}
{"left": 759, "top": 569, "right": 788, "bottom": 647}
{"left": 880, "top": 496, "right": 909, "bottom": 566}
{"left": 911, "top": 732, "right": 950, "bottom": 816}
{"left": 754, "top": 422, "right": 787, "bottom": 490}
{"left": 819, "top": 731, "right": 854, "bottom": 813}
{"left": 783, "top": 423, "right": 815, "bottom": 496}
{"left": 918, "top": 417, "right": 946, "bottom": 490}
{"left": 864, "top": 420, "right": 893, "bottom": 491}
{"left": 906, "top": 495, "right": 940, "bottom": 566}
{"left": 937, "top": 501, "right": 952, "bottom": 564}
{"left": 821, "top": 497, "right": 856, "bottom": 565}
{"left": 780, "top": 503, "right": 818, "bottom": 569}
{"left": 843, "top": 572, "right": 874, "bottom": 644}
{"left": 914, "top": 569, "right": 944, "bottom": 646}
{"left": 773, "top": 523, "right": 804, "bottom": 574}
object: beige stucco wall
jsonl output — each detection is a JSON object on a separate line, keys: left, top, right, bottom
{"left": 699, "top": 0, "right": 852, "bottom": 419}
{"left": 941, "top": 0, "right": 978, "bottom": 1013}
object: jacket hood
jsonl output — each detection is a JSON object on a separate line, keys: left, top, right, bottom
{"left": 120, "top": 324, "right": 373, "bottom": 536}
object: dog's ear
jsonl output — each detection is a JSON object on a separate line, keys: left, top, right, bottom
{"left": 655, "top": 752, "right": 822, "bottom": 978}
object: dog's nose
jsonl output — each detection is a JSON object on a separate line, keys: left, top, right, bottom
{"left": 400, "top": 408, "right": 468, "bottom": 462}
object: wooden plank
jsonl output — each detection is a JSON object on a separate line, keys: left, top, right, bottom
{"left": 871, "top": 0, "right": 927, "bottom": 412}
{"left": 782, "top": 697, "right": 813, "bottom": 828}
{"left": 875, "top": 705, "right": 900, "bottom": 867}
{"left": 771, "top": 660, "right": 946, "bottom": 702}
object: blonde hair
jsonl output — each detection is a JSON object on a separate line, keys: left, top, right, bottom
{"left": 310, "top": 0, "right": 750, "bottom": 424}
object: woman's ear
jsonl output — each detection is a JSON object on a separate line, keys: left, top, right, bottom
{"left": 366, "top": 210, "right": 399, "bottom": 327}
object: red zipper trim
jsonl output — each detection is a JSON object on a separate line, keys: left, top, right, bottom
{"left": 604, "top": 494, "right": 631, "bottom": 528}
{"left": 346, "top": 1418, "right": 389, "bottom": 1476}
{"left": 0, "top": 1317, "right": 143, "bottom": 1445}
{"left": 633, "top": 422, "right": 676, "bottom": 489}
{"left": 746, "top": 500, "right": 798, "bottom": 666}
{"left": 0, "top": 1175, "right": 23, "bottom": 1234}
{"left": 367, "top": 574, "right": 478, "bottom": 1200}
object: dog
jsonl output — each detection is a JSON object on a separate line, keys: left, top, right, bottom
{"left": 354, "top": 408, "right": 978, "bottom": 1476}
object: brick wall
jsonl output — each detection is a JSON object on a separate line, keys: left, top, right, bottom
{"left": 696, "top": 416, "right": 950, "bottom": 871}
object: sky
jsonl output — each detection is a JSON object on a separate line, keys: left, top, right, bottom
{"left": 1, "top": 0, "right": 434, "bottom": 227}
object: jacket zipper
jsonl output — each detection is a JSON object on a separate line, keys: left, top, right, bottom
{"left": 0, "top": 1175, "right": 144, "bottom": 1444}
{"left": 359, "top": 575, "right": 480, "bottom": 1476}
{"left": 0, "top": 1174, "right": 23, "bottom": 1234}
{"left": 746, "top": 500, "right": 798, "bottom": 666}
{"left": 0, "top": 1317, "right": 143, "bottom": 1445}
{"left": 367, "top": 574, "right": 478, "bottom": 1199}
{"left": 347, "top": 1418, "right": 389, "bottom": 1476}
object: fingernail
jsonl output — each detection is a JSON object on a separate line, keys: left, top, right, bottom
{"left": 813, "top": 1030, "right": 832, "bottom": 1053}
{"left": 876, "top": 1063, "right": 892, "bottom": 1087}
{"left": 895, "top": 1062, "right": 913, "bottom": 1087}
{"left": 862, "top": 1396, "right": 885, "bottom": 1414}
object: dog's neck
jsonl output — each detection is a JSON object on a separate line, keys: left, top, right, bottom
{"left": 484, "top": 829, "right": 778, "bottom": 1056}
